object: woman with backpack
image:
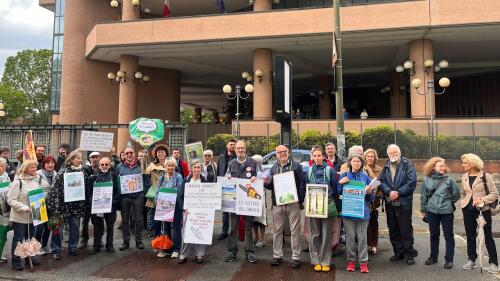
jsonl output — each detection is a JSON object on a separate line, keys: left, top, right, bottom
{"left": 306, "top": 146, "right": 337, "bottom": 273}
{"left": 420, "top": 157, "right": 459, "bottom": 269}
{"left": 460, "top": 153, "right": 499, "bottom": 273}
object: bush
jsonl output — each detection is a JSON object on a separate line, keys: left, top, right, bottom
{"left": 361, "top": 125, "right": 394, "bottom": 155}
{"left": 206, "top": 134, "right": 234, "bottom": 156}
{"left": 299, "top": 129, "right": 329, "bottom": 150}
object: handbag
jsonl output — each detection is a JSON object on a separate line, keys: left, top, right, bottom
{"left": 482, "top": 173, "right": 500, "bottom": 216}
{"left": 328, "top": 199, "right": 338, "bottom": 218}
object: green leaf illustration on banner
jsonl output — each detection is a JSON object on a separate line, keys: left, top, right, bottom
{"left": 129, "top": 118, "right": 165, "bottom": 147}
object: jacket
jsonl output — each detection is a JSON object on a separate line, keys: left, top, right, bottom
{"left": 217, "top": 151, "right": 236, "bottom": 177}
{"left": 47, "top": 166, "right": 92, "bottom": 219}
{"left": 55, "top": 154, "right": 65, "bottom": 172}
{"left": 91, "top": 170, "right": 120, "bottom": 212}
{"left": 0, "top": 173, "right": 11, "bottom": 224}
{"left": 7, "top": 175, "right": 44, "bottom": 224}
{"left": 338, "top": 170, "right": 374, "bottom": 220}
{"left": 5, "top": 159, "right": 17, "bottom": 181}
{"left": 116, "top": 161, "right": 144, "bottom": 199}
{"left": 420, "top": 173, "right": 460, "bottom": 215}
{"left": 265, "top": 159, "right": 305, "bottom": 205}
{"left": 460, "top": 171, "right": 498, "bottom": 211}
{"left": 227, "top": 156, "right": 258, "bottom": 179}
{"left": 305, "top": 162, "right": 338, "bottom": 200}
{"left": 175, "top": 158, "right": 190, "bottom": 178}
{"left": 145, "top": 162, "right": 165, "bottom": 191}
{"left": 379, "top": 157, "right": 417, "bottom": 206}
{"left": 202, "top": 162, "right": 217, "bottom": 183}
{"left": 36, "top": 169, "right": 56, "bottom": 197}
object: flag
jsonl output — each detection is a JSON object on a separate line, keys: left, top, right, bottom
{"left": 216, "top": 0, "right": 225, "bottom": 13}
{"left": 23, "top": 130, "right": 36, "bottom": 162}
{"left": 332, "top": 32, "right": 338, "bottom": 68}
{"left": 163, "top": 0, "right": 171, "bottom": 18}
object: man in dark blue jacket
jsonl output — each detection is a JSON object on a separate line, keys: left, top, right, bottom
{"left": 216, "top": 139, "right": 236, "bottom": 240}
{"left": 379, "top": 144, "right": 417, "bottom": 265}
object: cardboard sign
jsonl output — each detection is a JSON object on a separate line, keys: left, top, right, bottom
{"left": 64, "top": 172, "right": 85, "bottom": 202}
{"left": 235, "top": 179, "right": 263, "bottom": 217}
{"left": 28, "top": 188, "right": 48, "bottom": 226}
{"left": 79, "top": 130, "right": 114, "bottom": 152}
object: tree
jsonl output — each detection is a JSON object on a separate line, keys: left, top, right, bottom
{"left": 0, "top": 84, "right": 29, "bottom": 124}
{"left": 1, "top": 49, "right": 52, "bottom": 124}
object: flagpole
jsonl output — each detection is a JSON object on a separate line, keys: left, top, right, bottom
{"left": 333, "top": 0, "right": 345, "bottom": 159}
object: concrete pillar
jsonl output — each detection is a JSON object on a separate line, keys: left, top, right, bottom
{"left": 409, "top": 39, "right": 434, "bottom": 118}
{"left": 194, "top": 107, "right": 202, "bottom": 123}
{"left": 253, "top": 48, "right": 273, "bottom": 120}
{"left": 253, "top": 0, "right": 272, "bottom": 11}
{"left": 117, "top": 55, "right": 138, "bottom": 152}
{"left": 122, "top": 0, "right": 140, "bottom": 21}
{"left": 319, "top": 76, "right": 332, "bottom": 119}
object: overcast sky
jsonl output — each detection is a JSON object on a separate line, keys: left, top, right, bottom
{"left": 0, "top": 0, "right": 53, "bottom": 77}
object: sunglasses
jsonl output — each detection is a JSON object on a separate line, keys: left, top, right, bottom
{"left": 100, "top": 163, "right": 110, "bottom": 166}
{"left": 125, "top": 152, "right": 134, "bottom": 155}
{"left": 204, "top": 155, "right": 212, "bottom": 157}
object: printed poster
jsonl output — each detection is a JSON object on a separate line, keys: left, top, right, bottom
{"left": 342, "top": 180, "right": 366, "bottom": 219}
{"left": 305, "top": 184, "right": 328, "bottom": 218}
{"left": 273, "top": 171, "right": 298, "bottom": 206}
{"left": 79, "top": 130, "right": 114, "bottom": 152}
{"left": 91, "top": 181, "right": 113, "bottom": 214}
{"left": 64, "top": 172, "right": 85, "bottom": 202}
{"left": 0, "top": 181, "right": 9, "bottom": 193}
{"left": 184, "top": 182, "right": 222, "bottom": 210}
{"left": 154, "top": 188, "right": 177, "bottom": 222}
{"left": 185, "top": 141, "right": 203, "bottom": 165}
{"left": 28, "top": 188, "right": 48, "bottom": 226}
{"left": 183, "top": 208, "right": 216, "bottom": 245}
{"left": 119, "top": 174, "right": 143, "bottom": 194}
{"left": 235, "top": 179, "right": 263, "bottom": 217}
{"left": 218, "top": 177, "right": 237, "bottom": 213}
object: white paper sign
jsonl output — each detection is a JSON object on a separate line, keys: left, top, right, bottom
{"left": 64, "top": 172, "right": 85, "bottom": 202}
{"left": 183, "top": 208, "right": 215, "bottom": 245}
{"left": 91, "top": 181, "right": 113, "bottom": 214}
{"left": 236, "top": 179, "right": 263, "bottom": 217}
{"left": 184, "top": 182, "right": 222, "bottom": 210}
{"left": 119, "top": 174, "right": 143, "bottom": 194}
{"left": 218, "top": 177, "right": 238, "bottom": 213}
{"left": 273, "top": 171, "right": 299, "bottom": 206}
{"left": 79, "top": 131, "right": 114, "bottom": 152}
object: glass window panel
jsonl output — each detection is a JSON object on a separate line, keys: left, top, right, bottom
{"left": 56, "top": 0, "right": 61, "bottom": 15}
{"left": 60, "top": 0, "right": 65, "bottom": 16}
{"left": 58, "top": 17, "right": 64, "bottom": 34}
{"left": 57, "top": 36, "right": 64, "bottom": 51}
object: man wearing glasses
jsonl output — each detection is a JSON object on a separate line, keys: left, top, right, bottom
{"left": 265, "top": 145, "right": 305, "bottom": 269}
{"left": 202, "top": 150, "right": 217, "bottom": 183}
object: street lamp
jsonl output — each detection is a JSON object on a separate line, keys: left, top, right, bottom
{"left": 222, "top": 75, "right": 254, "bottom": 139}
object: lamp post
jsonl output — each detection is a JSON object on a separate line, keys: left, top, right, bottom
{"left": 222, "top": 80, "right": 254, "bottom": 139}
{"left": 333, "top": 0, "right": 345, "bottom": 159}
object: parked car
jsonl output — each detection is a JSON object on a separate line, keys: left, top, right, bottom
{"left": 261, "top": 149, "right": 310, "bottom": 172}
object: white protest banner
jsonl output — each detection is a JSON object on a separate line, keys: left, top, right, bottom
{"left": 79, "top": 130, "right": 114, "bottom": 152}
{"left": 273, "top": 171, "right": 299, "bottom": 206}
{"left": 236, "top": 179, "right": 263, "bottom": 217}
{"left": 91, "top": 181, "right": 113, "bottom": 214}
{"left": 119, "top": 174, "right": 143, "bottom": 194}
{"left": 154, "top": 188, "right": 177, "bottom": 222}
{"left": 183, "top": 208, "right": 215, "bottom": 245}
{"left": 64, "top": 172, "right": 85, "bottom": 202}
{"left": 218, "top": 177, "right": 237, "bottom": 213}
{"left": 184, "top": 182, "right": 222, "bottom": 210}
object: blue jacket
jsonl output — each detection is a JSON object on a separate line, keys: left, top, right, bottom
{"left": 116, "top": 161, "right": 144, "bottom": 199}
{"left": 305, "top": 162, "right": 338, "bottom": 200}
{"left": 379, "top": 157, "right": 417, "bottom": 206}
{"left": 338, "top": 170, "right": 374, "bottom": 220}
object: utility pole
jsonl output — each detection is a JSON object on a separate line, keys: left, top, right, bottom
{"left": 333, "top": 0, "right": 345, "bottom": 159}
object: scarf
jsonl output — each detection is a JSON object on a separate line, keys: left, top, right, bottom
{"left": 42, "top": 169, "right": 55, "bottom": 186}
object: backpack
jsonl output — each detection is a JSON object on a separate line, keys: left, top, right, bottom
{"left": 482, "top": 173, "right": 500, "bottom": 216}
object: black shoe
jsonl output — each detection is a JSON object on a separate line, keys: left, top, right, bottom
{"left": 217, "top": 233, "right": 228, "bottom": 241}
{"left": 68, "top": 250, "right": 79, "bottom": 256}
{"left": 291, "top": 259, "right": 301, "bottom": 269}
{"left": 390, "top": 254, "right": 405, "bottom": 262}
{"left": 412, "top": 248, "right": 418, "bottom": 257}
{"left": 444, "top": 261, "right": 453, "bottom": 269}
{"left": 425, "top": 257, "right": 437, "bottom": 265}
{"left": 89, "top": 248, "right": 101, "bottom": 255}
{"left": 53, "top": 253, "right": 61, "bottom": 260}
{"left": 271, "top": 258, "right": 282, "bottom": 266}
{"left": 136, "top": 241, "right": 144, "bottom": 250}
{"left": 78, "top": 240, "right": 88, "bottom": 250}
{"left": 12, "top": 264, "right": 23, "bottom": 271}
{"left": 106, "top": 247, "right": 115, "bottom": 253}
{"left": 31, "top": 258, "right": 41, "bottom": 266}
{"left": 119, "top": 242, "right": 129, "bottom": 251}
{"left": 406, "top": 255, "right": 415, "bottom": 265}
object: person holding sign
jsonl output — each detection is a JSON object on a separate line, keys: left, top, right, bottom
{"left": 265, "top": 145, "right": 305, "bottom": 269}
{"left": 116, "top": 147, "right": 146, "bottom": 251}
{"left": 338, "top": 154, "right": 374, "bottom": 273}
{"left": 364, "top": 149, "right": 383, "bottom": 255}
{"left": 155, "top": 158, "right": 185, "bottom": 258}
{"left": 306, "top": 146, "right": 338, "bottom": 273}
{"left": 0, "top": 158, "right": 12, "bottom": 263}
{"left": 34, "top": 156, "right": 57, "bottom": 256}
{"left": 89, "top": 157, "right": 119, "bottom": 255}
{"left": 47, "top": 149, "right": 92, "bottom": 257}
{"left": 144, "top": 144, "right": 169, "bottom": 234}
{"left": 6, "top": 160, "right": 42, "bottom": 271}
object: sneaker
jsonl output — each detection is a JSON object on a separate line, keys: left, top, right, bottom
{"left": 425, "top": 257, "right": 437, "bottom": 265}
{"left": 313, "top": 264, "right": 322, "bottom": 272}
{"left": 487, "top": 263, "right": 499, "bottom": 274}
{"left": 271, "top": 258, "right": 282, "bottom": 266}
{"left": 406, "top": 255, "right": 415, "bottom": 265}
{"left": 321, "top": 265, "right": 330, "bottom": 272}
{"left": 372, "top": 247, "right": 377, "bottom": 255}
{"left": 247, "top": 253, "right": 257, "bottom": 263}
{"left": 37, "top": 248, "right": 46, "bottom": 256}
{"left": 346, "top": 260, "right": 356, "bottom": 272}
{"left": 178, "top": 257, "right": 187, "bottom": 264}
{"left": 360, "top": 262, "right": 369, "bottom": 273}
{"left": 462, "top": 260, "right": 477, "bottom": 270}
{"left": 291, "top": 259, "right": 301, "bottom": 269}
{"left": 444, "top": 261, "right": 453, "bottom": 269}
{"left": 157, "top": 250, "right": 168, "bottom": 258}
{"left": 171, "top": 251, "right": 179, "bottom": 258}
{"left": 255, "top": 240, "right": 264, "bottom": 248}
{"left": 196, "top": 256, "right": 204, "bottom": 264}
{"left": 224, "top": 252, "right": 237, "bottom": 262}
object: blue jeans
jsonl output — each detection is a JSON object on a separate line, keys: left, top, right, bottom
{"left": 52, "top": 216, "right": 80, "bottom": 253}
{"left": 34, "top": 222, "right": 51, "bottom": 248}
{"left": 427, "top": 212, "right": 454, "bottom": 262}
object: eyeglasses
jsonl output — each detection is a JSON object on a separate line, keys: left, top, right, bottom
{"left": 125, "top": 152, "right": 134, "bottom": 155}
{"left": 100, "top": 163, "right": 110, "bottom": 166}
{"left": 276, "top": 150, "right": 288, "bottom": 155}
{"left": 204, "top": 155, "right": 212, "bottom": 157}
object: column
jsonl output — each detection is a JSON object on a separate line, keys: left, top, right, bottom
{"left": 409, "top": 39, "right": 434, "bottom": 118}
{"left": 194, "top": 107, "right": 202, "bottom": 123}
{"left": 253, "top": 0, "right": 272, "bottom": 11}
{"left": 253, "top": 48, "right": 273, "bottom": 120}
{"left": 122, "top": 0, "right": 140, "bottom": 21}
{"left": 117, "top": 55, "right": 138, "bottom": 152}
{"left": 319, "top": 75, "right": 332, "bottom": 119}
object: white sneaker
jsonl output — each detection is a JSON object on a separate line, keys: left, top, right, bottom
{"left": 157, "top": 250, "right": 167, "bottom": 258}
{"left": 0, "top": 256, "right": 7, "bottom": 263}
{"left": 37, "top": 249, "right": 46, "bottom": 256}
{"left": 171, "top": 251, "right": 179, "bottom": 258}
{"left": 487, "top": 263, "right": 499, "bottom": 274}
{"left": 462, "top": 260, "right": 477, "bottom": 270}
{"left": 255, "top": 240, "right": 264, "bottom": 248}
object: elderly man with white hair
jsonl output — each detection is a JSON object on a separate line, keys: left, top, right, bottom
{"left": 378, "top": 144, "right": 417, "bottom": 265}
{"left": 201, "top": 149, "right": 217, "bottom": 183}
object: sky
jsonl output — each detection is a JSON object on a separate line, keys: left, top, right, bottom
{"left": 0, "top": 0, "right": 53, "bottom": 77}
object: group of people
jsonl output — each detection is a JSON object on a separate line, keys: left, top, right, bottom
{"left": 0, "top": 139, "right": 498, "bottom": 275}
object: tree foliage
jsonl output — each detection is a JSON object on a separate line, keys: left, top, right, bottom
{"left": 0, "top": 84, "right": 29, "bottom": 124}
{"left": 1, "top": 49, "right": 52, "bottom": 124}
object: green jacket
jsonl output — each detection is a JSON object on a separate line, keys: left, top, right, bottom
{"left": 420, "top": 173, "right": 460, "bottom": 215}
